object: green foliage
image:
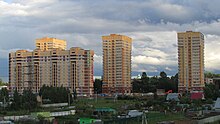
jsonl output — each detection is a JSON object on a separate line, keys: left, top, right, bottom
{"left": 204, "top": 99, "right": 213, "bottom": 104}
{"left": 141, "top": 72, "right": 148, "bottom": 79}
{"left": 192, "top": 99, "right": 202, "bottom": 108}
{"left": 94, "top": 79, "right": 102, "bottom": 94}
{"left": 157, "top": 72, "right": 178, "bottom": 92}
{"left": 11, "top": 89, "right": 37, "bottom": 110}
{"left": 180, "top": 95, "right": 191, "bottom": 104}
{"left": 0, "top": 79, "right": 7, "bottom": 86}
{"left": 205, "top": 71, "right": 220, "bottom": 78}
{"left": 133, "top": 72, "right": 157, "bottom": 93}
{"left": 73, "top": 89, "right": 77, "bottom": 100}
{"left": 132, "top": 79, "right": 142, "bottom": 93}
{"left": 117, "top": 95, "right": 135, "bottom": 100}
{"left": 132, "top": 72, "right": 178, "bottom": 93}
{"left": 170, "top": 73, "right": 178, "bottom": 92}
{"left": 204, "top": 83, "right": 220, "bottom": 100}
{"left": 22, "top": 89, "right": 37, "bottom": 110}
{"left": 160, "top": 71, "right": 167, "bottom": 78}
{"left": 39, "top": 85, "right": 72, "bottom": 103}
{"left": 0, "top": 88, "right": 9, "bottom": 102}
{"left": 11, "top": 89, "right": 22, "bottom": 110}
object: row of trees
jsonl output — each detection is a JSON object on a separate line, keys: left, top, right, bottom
{"left": 11, "top": 89, "right": 37, "bottom": 110}
{"left": 132, "top": 71, "right": 178, "bottom": 93}
{"left": 93, "top": 71, "right": 220, "bottom": 101}
{"left": 93, "top": 71, "right": 178, "bottom": 94}
{"left": 0, "top": 85, "right": 73, "bottom": 111}
{"left": 39, "top": 85, "right": 73, "bottom": 103}
{"left": 205, "top": 71, "right": 220, "bottom": 78}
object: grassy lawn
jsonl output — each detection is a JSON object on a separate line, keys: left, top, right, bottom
{"left": 0, "top": 106, "right": 72, "bottom": 116}
{"left": 147, "top": 111, "right": 186, "bottom": 124}
{"left": 0, "top": 110, "right": 30, "bottom": 116}
{"left": 72, "top": 98, "right": 137, "bottom": 110}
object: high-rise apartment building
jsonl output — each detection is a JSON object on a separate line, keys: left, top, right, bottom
{"left": 102, "top": 34, "right": 132, "bottom": 94}
{"left": 9, "top": 37, "right": 94, "bottom": 96}
{"left": 178, "top": 31, "right": 205, "bottom": 92}
{"left": 36, "top": 37, "right": 67, "bottom": 51}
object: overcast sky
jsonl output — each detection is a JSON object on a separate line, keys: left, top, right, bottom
{"left": 1, "top": 0, "right": 220, "bottom": 81}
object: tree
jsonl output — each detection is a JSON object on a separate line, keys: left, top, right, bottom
{"left": 170, "top": 73, "right": 178, "bottom": 92}
{"left": 132, "top": 72, "right": 156, "bottom": 93}
{"left": 204, "top": 83, "right": 220, "bottom": 100}
{"left": 0, "top": 88, "right": 9, "bottom": 109}
{"left": 205, "top": 71, "right": 220, "bottom": 78}
{"left": 158, "top": 71, "right": 169, "bottom": 90}
{"left": 94, "top": 79, "right": 102, "bottom": 94}
{"left": 141, "top": 72, "right": 147, "bottom": 79}
{"left": 141, "top": 72, "right": 150, "bottom": 93}
{"left": 39, "top": 85, "right": 71, "bottom": 103}
{"left": 158, "top": 71, "right": 176, "bottom": 92}
{"left": 132, "top": 72, "right": 178, "bottom": 93}
{"left": 22, "top": 89, "right": 37, "bottom": 110}
{"left": 0, "top": 88, "right": 9, "bottom": 102}
{"left": 73, "top": 89, "right": 77, "bottom": 100}
{"left": 11, "top": 89, "right": 22, "bottom": 110}
{"left": 132, "top": 79, "right": 142, "bottom": 93}
{"left": 180, "top": 95, "right": 191, "bottom": 104}
{"left": 205, "top": 72, "right": 214, "bottom": 78}
{"left": 148, "top": 76, "right": 159, "bottom": 93}
{"left": 160, "top": 71, "right": 167, "bottom": 78}
{"left": 0, "top": 79, "right": 7, "bottom": 86}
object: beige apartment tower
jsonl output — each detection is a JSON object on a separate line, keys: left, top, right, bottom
{"left": 36, "top": 37, "right": 67, "bottom": 50}
{"left": 178, "top": 31, "right": 205, "bottom": 92}
{"left": 9, "top": 37, "right": 94, "bottom": 96}
{"left": 102, "top": 34, "right": 132, "bottom": 94}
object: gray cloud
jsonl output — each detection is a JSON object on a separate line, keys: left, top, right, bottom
{"left": 0, "top": 0, "right": 220, "bottom": 81}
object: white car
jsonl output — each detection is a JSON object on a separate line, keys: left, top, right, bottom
{"left": 128, "top": 110, "right": 143, "bottom": 117}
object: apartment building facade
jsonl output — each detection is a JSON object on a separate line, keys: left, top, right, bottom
{"left": 9, "top": 37, "right": 94, "bottom": 96}
{"left": 36, "top": 37, "right": 67, "bottom": 51}
{"left": 102, "top": 34, "right": 132, "bottom": 94}
{"left": 178, "top": 31, "right": 205, "bottom": 92}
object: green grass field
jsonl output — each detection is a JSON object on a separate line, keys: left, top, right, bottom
{"left": 147, "top": 111, "right": 186, "bottom": 124}
{"left": 72, "top": 98, "right": 137, "bottom": 109}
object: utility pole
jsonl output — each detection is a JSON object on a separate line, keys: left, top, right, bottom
{"left": 142, "top": 112, "right": 148, "bottom": 124}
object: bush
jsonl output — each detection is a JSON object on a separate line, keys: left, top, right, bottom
{"left": 117, "top": 95, "right": 135, "bottom": 100}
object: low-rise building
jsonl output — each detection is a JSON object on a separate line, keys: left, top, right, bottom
{"left": 205, "top": 78, "right": 214, "bottom": 84}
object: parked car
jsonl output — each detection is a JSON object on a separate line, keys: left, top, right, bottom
{"left": 117, "top": 114, "right": 130, "bottom": 119}
{"left": 128, "top": 110, "right": 143, "bottom": 117}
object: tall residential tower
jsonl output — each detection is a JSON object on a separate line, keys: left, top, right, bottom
{"left": 9, "top": 37, "right": 94, "bottom": 96}
{"left": 102, "top": 34, "right": 132, "bottom": 94}
{"left": 178, "top": 31, "right": 205, "bottom": 92}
